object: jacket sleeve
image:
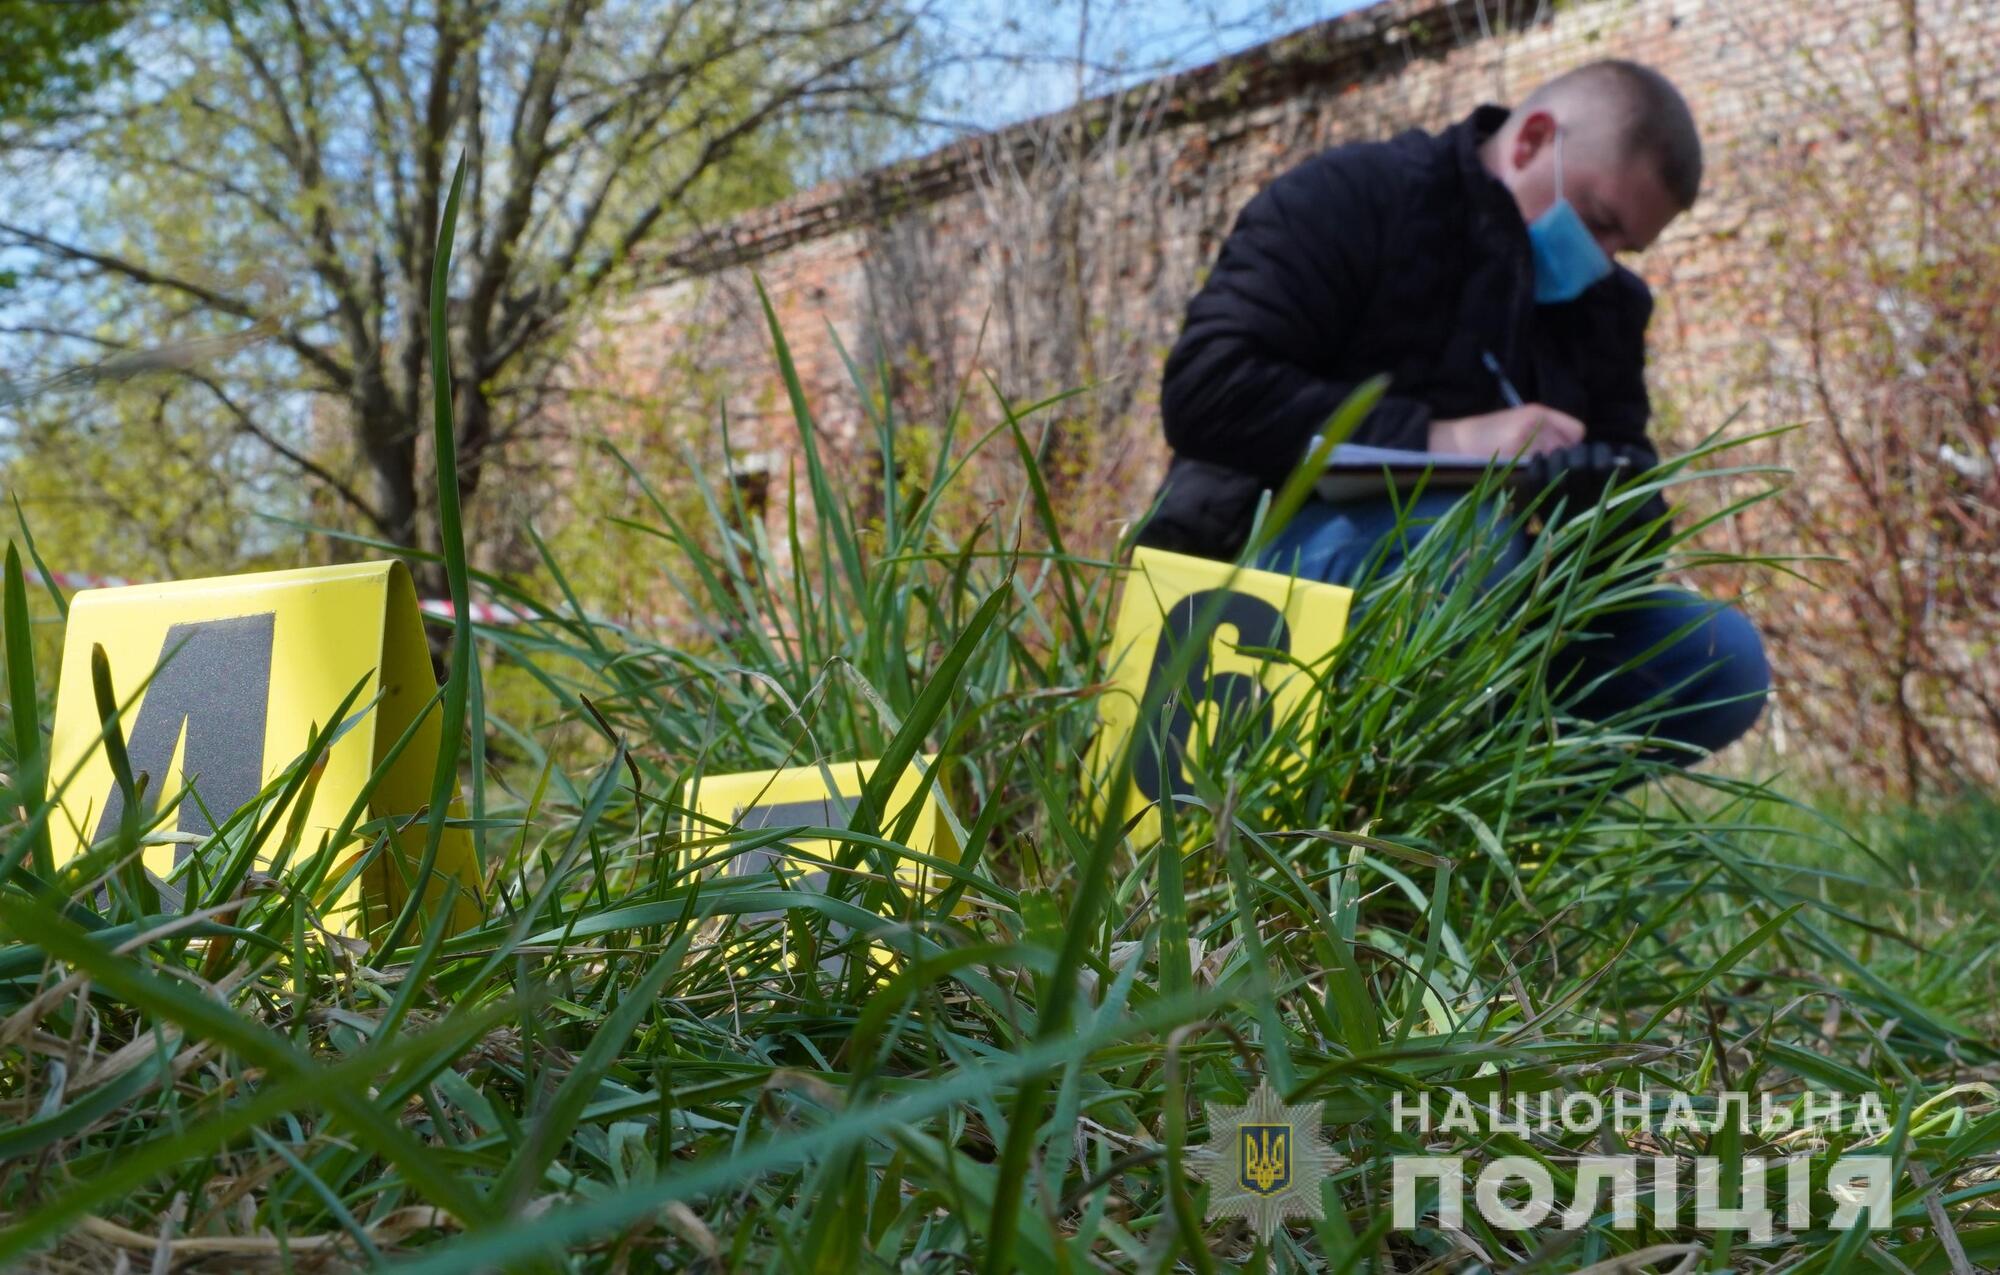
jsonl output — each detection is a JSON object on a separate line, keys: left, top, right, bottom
{"left": 1576, "top": 267, "right": 1659, "bottom": 463}
{"left": 1160, "top": 148, "right": 1435, "bottom": 487}
{"left": 1569, "top": 267, "right": 1674, "bottom": 557}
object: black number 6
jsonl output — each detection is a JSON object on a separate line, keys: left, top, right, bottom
{"left": 1130, "top": 589, "right": 1289, "bottom": 803}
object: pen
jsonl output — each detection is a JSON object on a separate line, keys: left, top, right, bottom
{"left": 1481, "top": 350, "right": 1524, "bottom": 409}
{"left": 1480, "top": 351, "right": 1626, "bottom": 469}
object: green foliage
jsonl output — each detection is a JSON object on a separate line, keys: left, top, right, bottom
{"left": 0, "top": 0, "right": 134, "bottom": 122}
{"left": 2, "top": 371, "right": 309, "bottom": 583}
{"left": 1, "top": 285, "right": 1996, "bottom": 1269}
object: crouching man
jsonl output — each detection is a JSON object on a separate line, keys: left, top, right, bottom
{"left": 1136, "top": 60, "right": 1768, "bottom": 767}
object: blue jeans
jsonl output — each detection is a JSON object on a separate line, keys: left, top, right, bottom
{"left": 1258, "top": 492, "right": 1770, "bottom": 765}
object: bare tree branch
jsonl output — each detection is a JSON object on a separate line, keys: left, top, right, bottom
{"left": 0, "top": 220, "right": 355, "bottom": 389}
{"left": 186, "top": 371, "right": 389, "bottom": 534}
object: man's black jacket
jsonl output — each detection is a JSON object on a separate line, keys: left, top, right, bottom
{"left": 1136, "top": 105, "right": 1661, "bottom": 560}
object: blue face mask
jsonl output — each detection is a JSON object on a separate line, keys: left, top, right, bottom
{"left": 1527, "top": 132, "right": 1613, "bottom": 304}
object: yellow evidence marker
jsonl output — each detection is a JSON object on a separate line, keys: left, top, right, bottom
{"left": 46, "top": 561, "right": 484, "bottom": 938}
{"left": 1094, "top": 546, "right": 1353, "bottom": 843}
{"left": 680, "top": 759, "right": 960, "bottom": 962}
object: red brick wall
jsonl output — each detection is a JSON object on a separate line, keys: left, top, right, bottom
{"left": 596, "top": 0, "right": 1971, "bottom": 472}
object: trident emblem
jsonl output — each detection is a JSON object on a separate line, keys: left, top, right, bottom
{"left": 1240, "top": 1124, "right": 1292, "bottom": 1195}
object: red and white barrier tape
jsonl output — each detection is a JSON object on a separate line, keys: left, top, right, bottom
{"left": 23, "top": 567, "right": 533, "bottom": 626}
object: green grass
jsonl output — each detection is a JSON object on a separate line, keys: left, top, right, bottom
{"left": 1, "top": 164, "right": 1997, "bottom": 1271}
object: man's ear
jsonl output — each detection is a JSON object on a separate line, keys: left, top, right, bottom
{"left": 1509, "top": 109, "right": 1557, "bottom": 173}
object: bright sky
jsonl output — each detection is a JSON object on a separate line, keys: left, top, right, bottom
{"left": 914, "top": 0, "right": 1379, "bottom": 144}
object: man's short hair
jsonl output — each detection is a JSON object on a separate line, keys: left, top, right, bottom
{"left": 1521, "top": 60, "right": 1703, "bottom": 209}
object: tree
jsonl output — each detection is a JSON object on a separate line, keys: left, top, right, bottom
{"left": 0, "top": 0, "right": 135, "bottom": 122}
{"left": 0, "top": 0, "right": 919, "bottom": 577}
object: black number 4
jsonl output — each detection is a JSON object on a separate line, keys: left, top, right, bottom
{"left": 94, "top": 613, "right": 276, "bottom": 861}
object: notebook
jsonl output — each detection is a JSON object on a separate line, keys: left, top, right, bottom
{"left": 1310, "top": 442, "right": 1516, "bottom": 502}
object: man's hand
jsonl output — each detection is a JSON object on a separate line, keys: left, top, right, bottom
{"left": 1429, "top": 404, "right": 1585, "bottom": 458}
